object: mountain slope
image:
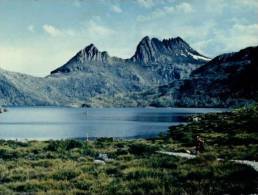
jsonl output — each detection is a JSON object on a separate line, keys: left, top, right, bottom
{"left": 0, "top": 69, "right": 53, "bottom": 105}
{"left": 51, "top": 44, "right": 115, "bottom": 74}
{"left": 136, "top": 46, "right": 258, "bottom": 107}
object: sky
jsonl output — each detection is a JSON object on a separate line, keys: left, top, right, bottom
{"left": 0, "top": 0, "right": 257, "bottom": 76}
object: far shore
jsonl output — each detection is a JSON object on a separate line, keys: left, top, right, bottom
{"left": 0, "top": 107, "right": 8, "bottom": 113}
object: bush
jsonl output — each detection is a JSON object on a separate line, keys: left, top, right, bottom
{"left": 8, "top": 180, "right": 55, "bottom": 192}
{"left": 128, "top": 177, "right": 162, "bottom": 194}
{"left": 105, "top": 166, "right": 122, "bottom": 176}
{"left": 82, "top": 144, "right": 97, "bottom": 157}
{"left": 0, "top": 147, "right": 20, "bottom": 160}
{"left": 95, "top": 137, "right": 113, "bottom": 148}
{"left": 45, "top": 140, "right": 83, "bottom": 152}
{"left": 125, "top": 167, "right": 160, "bottom": 180}
{"left": 149, "top": 155, "right": 178, "bottom": 169}
{"left": 72, "top": 175, "right": 94, "bottom": 191}
{"left": 128, "top": 143, "right": 159, "bottom": 156}
{"left": 52, "top": 168, "right": 80, "bottom": 180}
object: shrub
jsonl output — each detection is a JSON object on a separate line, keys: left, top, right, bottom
{"left": 128, "top": 143, "right": 159, "bottom": 156}
{"left": 45, "top": 140, "right": 83, "bottom": 153}
{"left": 72, "top": 175, "right": 94, "bottom": 191}
{"left": 128, "top": 177, "right": 162, "bottom": 194}
{"left": 149, "top": 155, "right": 178, "bottom": 169}
{"left": 82, "top": 144, "right": 97, "bottom": 157}
{"left": 52, "top": 168, "right": 80, "bottom": 180}
{"left": 0, "top": 147, "right": 20, "bottom": 160}
{"left": 124, "top": 167, "right": 160, "bottom": 180}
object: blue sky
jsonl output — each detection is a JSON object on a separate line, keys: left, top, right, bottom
{"left": 0, "top": 0, "right": 257, "bottom": 76}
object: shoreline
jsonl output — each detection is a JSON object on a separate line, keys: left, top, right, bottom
{"left": 0, "top": 104, "right": 257, "bottom": 194}
{"left": 0, "top": 107, "right": 8, "bottom": 113}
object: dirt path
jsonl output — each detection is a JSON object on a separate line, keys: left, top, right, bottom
{"left": 157, "top": 151, "right": 258, "bottom": 172}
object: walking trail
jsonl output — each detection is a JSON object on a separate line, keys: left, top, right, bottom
{"left": 157, "top": 151, "right": 258, "bottom": 172}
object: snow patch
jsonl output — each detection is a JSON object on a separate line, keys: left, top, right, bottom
{"left": 188, "top": 52, "right": 210, "bottom": 61}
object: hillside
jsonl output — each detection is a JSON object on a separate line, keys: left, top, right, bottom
{"left": 133, "top": 46, "right": 258, "bottom": 107}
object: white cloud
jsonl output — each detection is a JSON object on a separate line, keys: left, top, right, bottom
{"left": 42, "top": 24, "right": 76, "bottom": 37}
{"left": 222, "top": 23, "right": 258, "bottom": 50}
{"left": 137, "top": 2, "right": 193, "bottom": 22}
{"left": 137, "top": 5, "right": 174, "bottom": 21}
{"left": 204, "top": 0, "right": 226, "bottom": 16}
{"left": 136, "top": 0, "right": 154, "bottom": 8}
{"left": 42, "top": 24, "right": 61, "bottom": 37}
{"left": 232, "top": 23, "right": 258, "bottom": 34}
{"left": 27, "top": 25, "right": 35, "bottom": 32}
{"left": 235, "top": 0, "right": 258, "bottom": 9}
{"left": 111, "top": 5, "right": 122, "bottom": 13}
{"left": 192, "top": 23, "right": 258, "bottom": 57}
{"left": 176, "top": 2, "right": 193, "bottom": 13}
{"left": 0, "top": 44, "right": 76, "bottom": 76}
{"left": 87, "top": 20, "right": 115, "bottom": 37}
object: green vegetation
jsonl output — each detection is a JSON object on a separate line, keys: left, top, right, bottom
{"left": 0, "top": 105, "right": 257, "bottom": 194}
{"left": 169, "top": 104, "right": 258, "bottom": 160}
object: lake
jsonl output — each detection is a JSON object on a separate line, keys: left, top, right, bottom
{"left": 0, "top": 107, "right": 227, "bottom": 140}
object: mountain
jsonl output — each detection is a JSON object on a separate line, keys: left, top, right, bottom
{"left": 135, "top": 46, "right": 258, "bottom": 107}
{"left": 0, "top": 36, "right": 256, "bottom": 108}
{"left": 50, "top": 36, "right": 208, "bottom": 82}
{"left": 129, "top": 36, "right": 209, "bottom": 64}
{"left": 0, "top": 36, "right": 208, "bottom": 107}
{"left": 49, "top": 36, "right": 208, "bottom": 98}
{"left": 51, "top": 44, "right": 113, "bottom": 74}
{"left": 0, "top": 69, "right": 51, "bottom": 106}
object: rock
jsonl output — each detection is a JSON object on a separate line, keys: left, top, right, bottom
{"left": 97, "top": 153, "right": 113, "bottom": 162}
{"left": 94, "top": 159, "right": 106, "bottom": 165}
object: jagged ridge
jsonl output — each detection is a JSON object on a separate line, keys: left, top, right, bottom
{"left": 129, "top": 36, "right": 210, "bottom": 64}
{"left": 51, "top": 44, "right": 111, "bottom": 74}
{"left": 51, "top": 36, "right": 209, "bottom": 75}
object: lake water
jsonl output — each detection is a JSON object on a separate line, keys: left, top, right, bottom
{"left": 0, "top": 107, "right": 227, "bottom": 140}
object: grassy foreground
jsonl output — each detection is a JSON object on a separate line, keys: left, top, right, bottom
{"left": 0, "top": 105, "right": 258, "bottom": 194}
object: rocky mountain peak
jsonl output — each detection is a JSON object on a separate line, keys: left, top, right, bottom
{"left": 77, "top": 43, "right": 109, "bottom": 63}
{"left": 129, "top": 36, "right": 164, "bottom": 64}
{"left": 141, "top": 36, "right": 151, "bottom": 42}
{"left": 50, "top": 43, "right": 110, "bottom": 74}
{"left": 162, "top": 36, "right": 189, "bottom": 50}
{"left": 51, "top": 36, "right": 210, "bottom": 75}
{"left": 84, "top": 43, "right": 98, "bottom": 53}
{"left": 130, "top": 36, "right": 210, "bottom": 64}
